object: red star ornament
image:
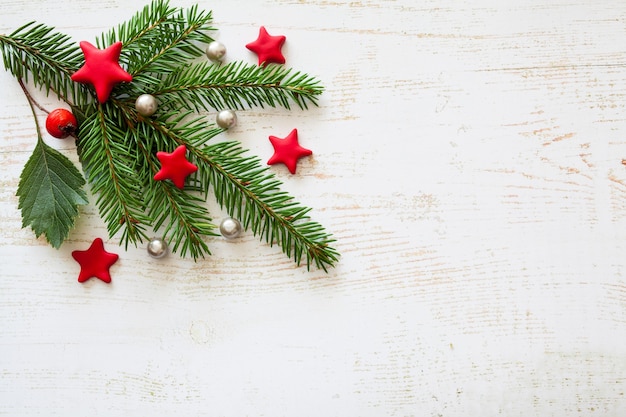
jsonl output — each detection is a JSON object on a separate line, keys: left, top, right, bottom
{"left": 267, "top": 129, "right": 312, "bottom": 174}
{"left": 72, "top": 238, "right": 119, "bottom": 283}
{"left": 246, "top": 26, "right": 286, "bottom": 66}
{"left": 153, "top": 145, "right": 198, "bottom": 189}
{"left": 71, "top": 41, "right": 132, "bottom": 103}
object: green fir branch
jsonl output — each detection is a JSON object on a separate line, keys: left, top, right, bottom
{"left": 0, "top": 22, "right": 87, "bottom": 104}
{"left": 144, "top": 177, "right": 216, "bottom": 259}
{"left": 196, "top": 142, "right": 338, "bottom": 271}
{"left": 154, "top": 61, "right": 324, "bottom": 112}
{"left": 96, "top": 0, "right": 177, "bottom": 49}
{"left": 76, "top": 103, "right": 151, "bottom": 246}
{"left": 135, "top": 107, "right": 224, "bottom": 154}
{"left": 77, "top": 99, "right": 221, "bottom": 259}
{"left": 133, "top": 109, "right": 338, "bottom": 268}
{"left": 98, "top": 0, "right": 214, "bottom": 80}
{"left": 129, "top": 113, "right": 218, "bottom": 259}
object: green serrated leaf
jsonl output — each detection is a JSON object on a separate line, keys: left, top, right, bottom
{"left": 16, "top": 138, "right": 88, "bottom": 248}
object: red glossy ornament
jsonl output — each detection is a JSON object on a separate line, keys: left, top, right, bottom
{"left": 45, "top": 108, "right": 78, "bottom": 139}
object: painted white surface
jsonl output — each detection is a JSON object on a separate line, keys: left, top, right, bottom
{"left": 1, "top": 0, "right": 626, "bottom": 416}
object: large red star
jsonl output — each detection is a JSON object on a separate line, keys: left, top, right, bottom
{"left": 246, "top": 26, "right": 286, "bottom": 66}
{"left": 153, "top": 145, "right": 198, "bottom": 189}
{"left": 71, "top": 41, "right": 132, "bottom": 103}
{"left": 72, "top": 238, "right": 119, "bottom": 283}
{"left": 267, "top": 129, "right": 312, "bottom": 174}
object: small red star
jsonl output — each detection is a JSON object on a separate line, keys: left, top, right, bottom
{"left": 153, "top": 145, "right": 198, "bottom": 189}
{"left": 72, "top": 238, "right": 119, "bottom": 283}
{"left": 246, "top": 26, "right": 286, "bottom": 66}
{"left": 267, "top": 129, "right": 312, "bottom": 174}
{"left": 71, "top": 41, "right": 132, "bottom": 103}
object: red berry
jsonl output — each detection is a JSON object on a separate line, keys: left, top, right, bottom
{"left": 45, "top": 108, "right": 77, "bottom": 139}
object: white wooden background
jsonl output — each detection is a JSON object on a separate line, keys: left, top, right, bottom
{"left": 1, "top": 0, "right": 626, "bottom": 415}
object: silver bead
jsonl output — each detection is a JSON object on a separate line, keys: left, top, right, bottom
{"left": 216, "top": 109, "right": 237, "bottom": 129}
{"left": 219, "top": 218, "right": 242, "bottom": 239}
{"left": 135, "top": 94, "right": 158, "bottom": 117}
{"left": 206, "top": 41, "right": 227, "bottom": 62}
{"left": 147, "top": 237, "right": 168, "bottom": 258}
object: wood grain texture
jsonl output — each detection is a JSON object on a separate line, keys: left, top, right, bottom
{"left": 1, "top": 0, "right": 626, "bottom": 416}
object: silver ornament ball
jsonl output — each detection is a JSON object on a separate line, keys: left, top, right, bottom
{"left": 206, "top": 41, "right": 227, "bottom": 62}
{"left": 219, "top": 217, "right": 242, "bottom": 239}
{"left": 216, "top": 109, "right": 237, "bottom": 129}
{"left": 135, "top": 94, "right": 158, "bottom": 117}
{"left": 147, "top": 237, "right": 168, "bottom": 259}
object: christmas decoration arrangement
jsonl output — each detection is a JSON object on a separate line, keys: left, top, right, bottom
{"left": 0, "top": 0, "right": 339, "bottom": 281}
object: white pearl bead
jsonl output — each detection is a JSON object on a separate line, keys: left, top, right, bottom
{"left": 219, "top": 218, "right": 242, "bottom": 239}
{"left": 147, "top": 237, "right": 168, "bottom": 258}
{"left": 135, "top": 94, "right": 158, "bottom": 117}
{"left": 206, "top": 41, "right": 227, "bottom": 62}
{"left": 216, "top": 109, "right": 237, "bottom": 129}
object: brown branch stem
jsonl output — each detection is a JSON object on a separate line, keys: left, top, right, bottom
{"left": 17, "top": 78, "right": 50, "bottom": 114}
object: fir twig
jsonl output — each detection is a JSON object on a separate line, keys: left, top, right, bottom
{"left": 96, "top": 0, "right": 177, "bottom": 50}
{"left": 141, "top": 113, "right": 338, "bottom": 269}
{"left": 98, "top": 0, "right": 215, "bottom": 88}
{"left": 0, "top": 23, "right": 86, "bottom": 104}
{"left": 130, "top": 112, "right": 218, "bottom": 258}
{"left": 155, "top": 61, "right": 324, "bottom": 112}
{"left": 197, "top": 142, "right": 339, "bottom": 271}
{"left": 76, "top": 103, "right": 150, "bottom": 245}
